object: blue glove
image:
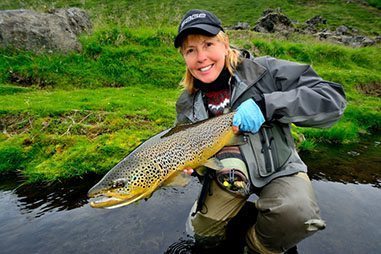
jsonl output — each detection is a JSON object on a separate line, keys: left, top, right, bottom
{"left": 233, "top": 99, "right": 265, "bottom": 133}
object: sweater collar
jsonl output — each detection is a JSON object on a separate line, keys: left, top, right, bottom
{"left": 194, "top": 68, "right": 231, "bottom": 92}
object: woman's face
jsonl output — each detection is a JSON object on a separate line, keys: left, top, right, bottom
{"left": 182, "top": 34, "right": 229, "bottom": 84}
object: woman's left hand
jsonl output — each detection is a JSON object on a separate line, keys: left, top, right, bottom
{"left": 233, "top": 99, "right": 265, "bottom": 134}
{"left": 183, "top": 167, "right": 194, "bottom": 175}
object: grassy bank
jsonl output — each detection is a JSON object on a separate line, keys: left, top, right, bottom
{"left": 0, "top": 85, "right": 180, "bottom": 182}
{"left": 1, "top": 0, "right": 380, "bottom": 35}
{"left": 0, "top": 0, "right": 380, "bottom": 183}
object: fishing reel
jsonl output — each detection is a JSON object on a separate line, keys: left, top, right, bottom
{"left": 216, "top": 168, "right": 251, "bottom": 197}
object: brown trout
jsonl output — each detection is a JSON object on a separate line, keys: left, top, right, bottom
{"left": 88, "top": 112, "right": 241, "bottom": 209}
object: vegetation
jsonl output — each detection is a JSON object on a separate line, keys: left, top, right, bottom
{"left": 0, "top": 0, "right": 380, "bottom": 183}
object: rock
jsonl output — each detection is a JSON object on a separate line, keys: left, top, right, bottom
{"left": 310, "top": 23, "right": 376, "bottom": 47}
{"left": 335, "top": 25, "right": 351, "bottom": 35}
{"left": 316, "top": 31, "right": 333, "bottom": 39}
{"left": 337, "top": 35, "right": 375, "bottom": 47}
{"left": 360, "top": 36, "right": 375, "bottom": 46}
{"left": 0, "top": 8, "right": 92, "bottom": 53}
{"left": 341, "top": 35, "right": 356, "bottom": 45}
{"left": 262, "top": 7, "right": 282, "bottom": 16}
{"left": 303, "top": 15, "right": 327, "bottom": 34}
{"left": 231, "top": 22, "right": 250, "bottom": 30}
{"left": 229, "top": 8, "right": 378, "bottom": 48}
{"left": 50, "top": 8, "right": 92, "bottom": 36}
{"left": 306, "top": 15, "right": 327, "bottom": 27}
{"left": 347, "top": 151, "right": 360, "bottom": 156}
{"left": 253, "top": 9, "right": 294, "bottom": 33}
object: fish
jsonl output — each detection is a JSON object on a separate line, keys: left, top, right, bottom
{"left": 88, "top": 112, "right": 243, "bottom": 209}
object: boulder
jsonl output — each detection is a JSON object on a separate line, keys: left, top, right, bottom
{"left": 0, "top": 8, "right": 92, "bottom": 53}
{"left": 319, "top": 25, "right": 376, "bottom": 47}
{"left": 303, "top": 15, "right": 327, "bottom": 33}
{"left": 335, "top": 25, "right": 351, "bottom": 36}
{"left": 230, "top": 22, "right": 250, "bottom": 30}
{"left": 247, "top": 8, "right": 378, "bottom": 48}
{"left": 305, "top": 15, "right": 327, "bottom": 27}
{"left": 253, "top": 9, "right": 294, "bottom": 33}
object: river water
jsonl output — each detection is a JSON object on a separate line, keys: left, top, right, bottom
{"left": 0, "top": 135, "right": 380, "bottom": 254}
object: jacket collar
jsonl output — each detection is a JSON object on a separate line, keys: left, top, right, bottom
{"left": 230, "top": 58, "right": 267, "bottom": 105}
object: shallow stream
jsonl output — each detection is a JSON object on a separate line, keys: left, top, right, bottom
{"left": 0, "top": 134, "right": 380, "bottom": 254}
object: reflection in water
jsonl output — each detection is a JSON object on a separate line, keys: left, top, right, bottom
{"left": 0, "top": 134, "right": 380, "bottom": 254}
{"left": 301, "top": 137, "right": 380, "bottom": 188}
{"left": 299, "top": 181, "right": 381, "bottom": 253}
{"left": 0, "top": 179, "right": 201, "bottom": 254}
{"left": 0, "top": 173, "right": 101, "bottom": 218}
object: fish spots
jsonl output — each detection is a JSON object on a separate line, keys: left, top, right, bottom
{"left": 88, "top": 112, "right": 235, "bottom": 208}
{"left": 112, "top": 178, "right": 126, "bottom": 188}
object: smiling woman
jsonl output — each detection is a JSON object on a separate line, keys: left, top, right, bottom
{"left": 173, "top": 8, "right": 347, "bottom": 254}
{"left": 181, "top": 34, "right": 228, "bottom": 84}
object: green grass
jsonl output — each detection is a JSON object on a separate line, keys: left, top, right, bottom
{"left": 1, "top": 0, "right": 380, "bottom": 35}
{"left": 0, "top": 0, "right": 380, "bottom": 183}
{"left": 366, "top": 0, "right": 381, "bottom": 9}
{"left": 0, "top": 85, "right": 180, "bottom": 182}
{"left": 0, "top": 28, "right": 183, "bottom": 89}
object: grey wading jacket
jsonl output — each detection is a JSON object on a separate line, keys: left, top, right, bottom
{"left": 175, "top": 53, "right": 347, "bottom": 188}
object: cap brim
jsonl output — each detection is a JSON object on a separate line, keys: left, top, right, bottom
{"left": 174, "top": 24, "right": 222, "bottom": 48}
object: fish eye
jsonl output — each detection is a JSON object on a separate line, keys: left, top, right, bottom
{"left": 112, "top": 179, "right": 125, "bottom": 188}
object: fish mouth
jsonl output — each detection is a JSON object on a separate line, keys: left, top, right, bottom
{"left": 88, "top": 191, "right": 147, "bottom": 209}
{"left": 89, "top": 195, "right": 127, "bottom": 209}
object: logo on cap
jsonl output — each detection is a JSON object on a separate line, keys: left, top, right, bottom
{"left": 181, "top": 13, "right": 207, "bottom": 28}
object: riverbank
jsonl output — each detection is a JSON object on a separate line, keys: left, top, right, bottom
{"left": 1, "top": 80, "right": 379, "bottom": 184}
{"left": 0, "top": 0, "right": 380, "bottom": 183}
{"left": 0, "top": 85, "right": 180, "bottom": 183}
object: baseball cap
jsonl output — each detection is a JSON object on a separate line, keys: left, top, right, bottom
{"left": 174, "top": 9, "right": 224, "bottom": 48}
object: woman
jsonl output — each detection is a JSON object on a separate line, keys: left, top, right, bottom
{"left": 174, "top": 9, "right": 346, "bottom": 254}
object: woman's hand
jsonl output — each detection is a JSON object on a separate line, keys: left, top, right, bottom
{"left": 233, "top": 99, "right": 265, "bottom": 134}
{"left": 183, "top": 167, "right": 194, "bottom": 175}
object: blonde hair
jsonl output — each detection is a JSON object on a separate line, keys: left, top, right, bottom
{"left": 179, "top": 31, "right": 241, "bottom": 94}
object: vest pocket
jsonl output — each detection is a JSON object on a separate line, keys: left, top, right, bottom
{"left": 262, "top": 124, "right": 293, "bottom": 171}
{"left": 241, "top": 124, "right": 292, "bottom": 180}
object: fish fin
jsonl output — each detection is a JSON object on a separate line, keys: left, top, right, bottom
{"left": 161, "top": 122, "right": 202, "bottom": 138}
{"left": 203, "top": 157, "right": 224, "bottom": 171}
{"left": 162, "top": 112, "right": 237, "bottom": 139}
{"left": 162, "top": 171, "right": 192, "bottom": 187}
{"left": 161, "top": 116, "right": 221, "bottom": 138}
{"left": 226, "top": 134, "right": 247, "bottom": 146}
{"left": 144, "top": 192, "right": 154, "bottom": 201}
